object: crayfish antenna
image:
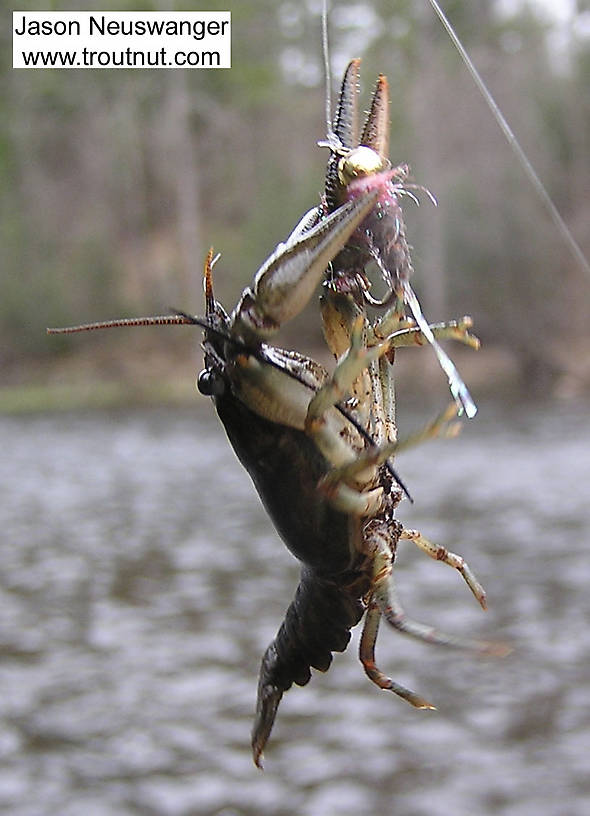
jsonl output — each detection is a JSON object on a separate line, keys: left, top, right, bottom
{"left": 46, "top": 314, "right": 196, "bottom": 334}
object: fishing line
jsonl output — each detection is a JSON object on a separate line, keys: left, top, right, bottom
{"left": 425, "top": 0, "right": 590, "bottom": 279}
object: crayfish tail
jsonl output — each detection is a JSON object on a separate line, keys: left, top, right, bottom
{"left": 252, "top": 642, "right": 284, "bottom": 768}
{"left": 251, "top": 567, "right": 366, "bottom": 764}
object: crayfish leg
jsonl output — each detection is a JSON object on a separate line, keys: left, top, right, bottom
{"left": 360, "top": 600, "right": 435, "bottom": 710}
{"left": 400, "top": 529, "right": 487, "bottom": 610}
{"left": 374, "top": 316, "right": 480, "bottom": 351}
{"left": 369, "top": 528, "right": 508, "bottom": 657}
{"left": 375, "top": 571, "right": 509, "bottom": 657}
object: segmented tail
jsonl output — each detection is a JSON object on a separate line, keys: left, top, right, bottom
{"left": 252, "top": 566, "right": 367, "bottom": 767}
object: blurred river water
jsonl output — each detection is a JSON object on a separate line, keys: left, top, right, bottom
{"left": 1, "top": 399, "right": 589, "bottom": 816}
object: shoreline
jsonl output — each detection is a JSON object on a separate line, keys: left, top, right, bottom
{"left": 3, "top": 341, "right": 587, "bottom": 415}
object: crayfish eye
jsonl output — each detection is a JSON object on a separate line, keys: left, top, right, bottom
{"left": 197, "top": 369, "right": 225, "bottom": 397}
{"left": 337, "top": 146, "right": 387, "bottom": 186}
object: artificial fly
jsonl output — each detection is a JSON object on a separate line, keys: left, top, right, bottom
{"left": 320, "top": 0, "right": 589, "bottom": 418}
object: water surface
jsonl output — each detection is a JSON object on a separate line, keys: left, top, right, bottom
{"left": 1, "top": 400, "right": 589, "bottom": 815}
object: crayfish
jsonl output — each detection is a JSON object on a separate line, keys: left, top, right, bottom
{"left": 48, "top": 62, "right": 507, "bottom": 767}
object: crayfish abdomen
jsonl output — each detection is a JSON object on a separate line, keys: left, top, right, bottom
{"left": 214, "top": 384, "right": 357, "bottom": 575}
{"left": 213, "top": 370, "right": 376, "bottom": 766}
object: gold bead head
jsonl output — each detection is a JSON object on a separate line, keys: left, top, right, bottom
{"left": 337, "top": 146, "right": 387, "bottom": 187}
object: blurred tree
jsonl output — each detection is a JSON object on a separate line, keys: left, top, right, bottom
{"left": 2, "top": 0, "right": 589, "bottom": 394}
